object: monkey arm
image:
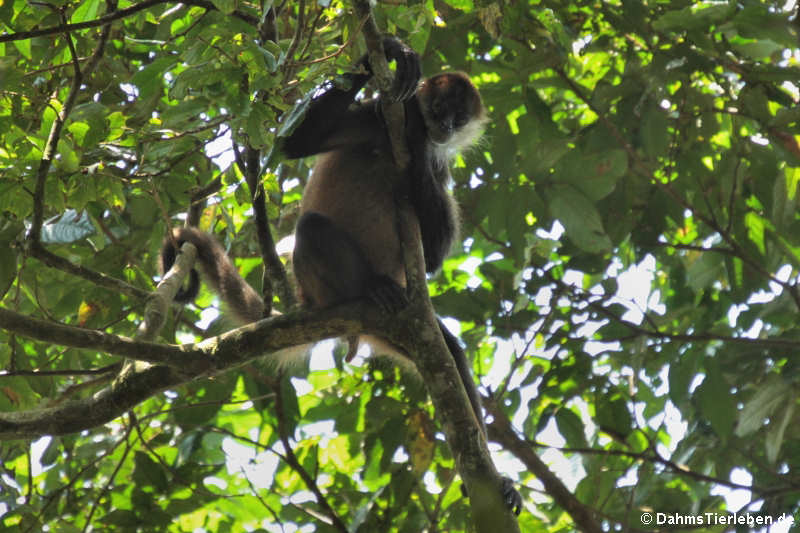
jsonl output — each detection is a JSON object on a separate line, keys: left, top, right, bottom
{"left": 279, "top": 37, "right": 421, "bottom": 159}
{"left": 279, "top": 99, "right": 383, "bottom": 158}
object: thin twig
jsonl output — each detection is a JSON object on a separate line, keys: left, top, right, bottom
{"left": 0, "top": 0, "right": 258, "bottom": 43}
{"left": 0, "top": 363, "right": 121, "bottom": 378}
{"left": 274, "top": 380, "right": 349, "bottom": 531}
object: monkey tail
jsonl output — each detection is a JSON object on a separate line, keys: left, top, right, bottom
{"left": 437, "top": 318, "right": 487, "bottom": 437}
{"left": 160, "top": 227, "right": 265, "bottom": 324}
{"left": 344, "top": 335, "right": 360, "bottom": 362}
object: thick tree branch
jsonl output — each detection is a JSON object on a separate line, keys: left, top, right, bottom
{"left": 0, "top": 301, "right": 396, "bottom": 440}
{"left": 350, "top": 3, "right": 520, "bottom": 531}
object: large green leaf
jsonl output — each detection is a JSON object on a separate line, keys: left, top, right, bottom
{"left": 547, "top": 185, "right": 612, "bottom": 254}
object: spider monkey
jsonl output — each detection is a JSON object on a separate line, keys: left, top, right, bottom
{"left": 162, "top": 37, "right": 521, "bottom": 515}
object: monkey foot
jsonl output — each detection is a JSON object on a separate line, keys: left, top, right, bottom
{"left": 366, "top": 274, "right": 408, "bottom": 314}
{"left": 501, "top": 476, "right": 522, "bottom": 516}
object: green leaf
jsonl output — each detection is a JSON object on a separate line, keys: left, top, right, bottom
{"left": 39, "top": 437, "right": 62, "bottom": 467}
{"left": 279, "top": 378, "right": 301, "bottom": 435}
{"left": 686, "top": 251, "right": 725, "bottom": 292}
{"left": 442, "top": 0, "right": 473, "bottom": 10}
{"left": 71, "top": 0, "right": 100, "bottom": 23}
{"left": 595, "top": 393, "right": 632, "bottom": 438}
{"left": 555, "top": 149, "right": 627, "bottom": 201}
{"left": 245, "top": 102, "right": 273, "bottom": 149}
{"left": 132, "top": 451, "right": 169, "bottom": 492}
{"left": 765, "top": 401, "right": 794, "bottom": 463}
{"left": 13, "top": 38, "right": 31, "bottom": 60}
{"left": 668, "top": 350, "right": 701, "bottom": 408}
{"left": 735, "top": 376, "right": 792, "bottom": 437}
{"left": 210, "top": 0, "right": 237, "bottom": 15}
{"left": 732, "top": 5, "right": 798, "bottom": 48}
{"left": 547, "top": 185, "right": 612, "bottom": 254}
{"left": 744, "top": 211, "right": 768, "bottom": 255}
{"left": 695, "top": 360, "right": 736, "bottom": 438}
{"left": 131, "top": 57, "right": 175, "bottom": 100}
{"left": 641, "top": 106, "right": 670, "bottom": 160}
{"left": 100, "top": 509, "right": 140, "bottom": 527}
{"left": 555, "top": 408, "right": 587, "bottom": 448}
{"left": 160, "top": 98, "right": 211, "bottom": 128}
{"left": 653, "top": 4, "right": 733, "bottom": 32}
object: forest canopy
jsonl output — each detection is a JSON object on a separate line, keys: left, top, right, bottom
{"left": 1, "top": 0, "right": 800, "bottom": 532}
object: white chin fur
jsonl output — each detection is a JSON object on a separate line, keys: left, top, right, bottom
{"left": 432, "top": 115, "right": 488, "bottom": 165}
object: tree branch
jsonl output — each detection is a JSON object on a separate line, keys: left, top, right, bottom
{"left": 22, "top": 2, "right": 150, "bottom": 302}
{"left": 544, "top": 444, "right": 795, "bottom": 496}
{"left": 349, "top": 3, "right": 520, "bottom": 531}
{"left": 0, "top": 300, "right": 396, "bottom": 440}
{"left": 275, "top": 378, "right": 348, "bottom": 531}
{"left": 29, "top": 11, "right": 86, "bottom": 242}
{"left": 485, "top": 401, "right": 604, "bottom": 533}
{"left": 545, "top": 269, "right": 800, "bottom": 351}
{"left": 29, "top": 244, "right": 150, "bottom": 300}
{"left": 234, "top": 143, "right": 296, "bottom": 310}
{"left": 0, "top": 0, "right": 258, "bottom": 44}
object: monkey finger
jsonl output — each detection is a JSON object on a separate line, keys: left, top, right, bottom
{"left": 344, "top": 335, "right": 360, "bottom": 362}
{"left": 382, "top": 37, "right": 420, "bottom": 102}
{"left": 393, "top": 52, "right": 421, "bottom": 102}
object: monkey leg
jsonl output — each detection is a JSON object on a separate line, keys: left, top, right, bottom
{"left": 293, "top": 212, "right": 407, "bottom": 312}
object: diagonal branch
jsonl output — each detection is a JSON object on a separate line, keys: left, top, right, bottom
{"left": 25, "top": 2, "right": 150, "bottom": 301}
{"left": 485, "top": 401, "right": 604, "bottom": 533}
{"left": 234, "top": 143, "right": 296, "bottom": 310}
{"left": 350, "top": 3, "right": 520, "bottom": 532}
{"left": 274, "top": 378, "right": 348, "bottom": 531}
{"left": 30, "top": 12, "right": 85, "bottom": 241}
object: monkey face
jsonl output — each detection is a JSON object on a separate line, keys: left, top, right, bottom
{"left": 418, "top": 72, "right": 487, "bottom": 148}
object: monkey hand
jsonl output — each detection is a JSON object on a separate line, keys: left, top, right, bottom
{"left": 380, "top": 36, "right": 422, "bottom": 102}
